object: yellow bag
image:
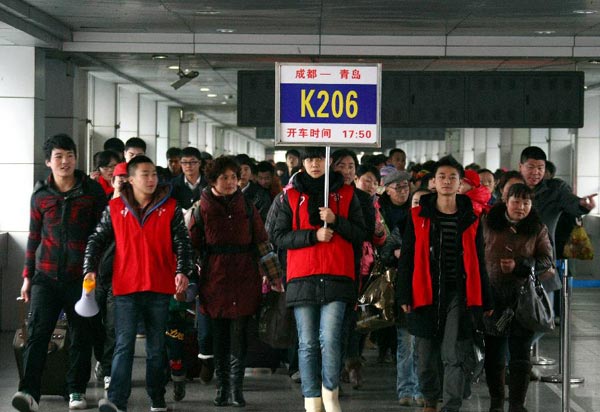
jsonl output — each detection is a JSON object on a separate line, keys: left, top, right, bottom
{"left": 355, "top": 267, "right": 396, "bottom": 332}
{"left": 563, "top": 219, "right": 594, "bottom": 260}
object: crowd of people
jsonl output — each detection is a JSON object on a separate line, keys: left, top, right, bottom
{"left": 11, "top": 134, "right": 597, "bottom": 412}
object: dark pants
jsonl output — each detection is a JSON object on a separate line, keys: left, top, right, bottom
{"left": 197, "top": 310, "right": 213, "bottom": 357}
{"left": 19, "top": 279, "right": 98, "bottom": 402}
{"left": 94, "top": 282, "right": 115, "bottom": 377}
{"left": 415, "top": 294, "right": 471, "bottom": 412}
{"left": 108, "top": 292, "right": 170, "bottom": 411}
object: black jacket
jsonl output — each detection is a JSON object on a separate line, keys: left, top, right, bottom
{"left": 396, "top": 193, "right": 493, "bottom": 339}
{"left": 272, "top": 172, "right": 367, "bottom": 306}
{"left": 241, "top": 180, "right": 271, "bottom": 223}
{"left": 170, "top": 174, "right": 208, "bottom": 211}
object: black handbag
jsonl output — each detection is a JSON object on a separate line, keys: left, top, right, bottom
{"left": 515, "top": 268, "right": 555, "bottom": 333}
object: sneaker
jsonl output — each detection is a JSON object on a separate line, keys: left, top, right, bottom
{"left": 98, "top": 398, "right": 123, "bottom": 412}
{"left": 69, "top": 393, "right": 87, "bottom": 410}
{"left": 11, "top": 391, "right": 39, "bottom": 412}
{"left": 104, "top": 376, "right": 111, "bottom": 391}
{"left": 399, "top": 396, "right": 412, "bottom": 406}
{"left": 150, "top": 397, "right": 168, "bottom": 411}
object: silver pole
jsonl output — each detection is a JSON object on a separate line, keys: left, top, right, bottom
{"left": 562, "top": 260, "right": 570, "bottom": 412}
{"left": 323, "top": 146, "right": 331, "bottom": 228}
{"left": 540, "top": 259, "right": 585, "bottom": 390}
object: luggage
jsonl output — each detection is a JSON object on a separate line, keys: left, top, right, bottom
{"left": 13, "top": 298, "right": 69, "bottom": 398}
{"left": 245, "top": 315, "right": 283, "bottom": 372}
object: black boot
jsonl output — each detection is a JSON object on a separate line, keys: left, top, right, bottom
{"left": 508, "top": 361, "right": 530, "bottom": 412}
{"left": 230, "top": 355, "right": 246, "bottom": 407}
{"left": 485, "top": 363, "right": 506, "bottom": 412}
{"left": 213, "top": 354, "right": 231, "bottom": 406}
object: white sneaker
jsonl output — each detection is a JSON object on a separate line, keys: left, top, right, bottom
{"left": 11, "top": 391, "right": 38, "bottom": 412}
{"left": 104, "top": 376, "right": 111, "bottom": 391}
{"left": 68, "top": 393, "right": 87, "bottom": 410}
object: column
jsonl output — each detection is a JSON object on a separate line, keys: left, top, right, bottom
{"left": 0, "top": 46, "right": 45, "bottom": 329}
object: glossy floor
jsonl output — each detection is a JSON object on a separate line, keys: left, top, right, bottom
{"left": 1, "top": 289, "right": 599, "bottom": 412}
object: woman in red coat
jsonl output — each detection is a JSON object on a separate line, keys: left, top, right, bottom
{"left": 192, "top": 156, "right": 268, "bottom": 407}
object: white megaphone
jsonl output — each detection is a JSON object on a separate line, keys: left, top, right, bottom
{"left": 75, "top": 278, "right": 100, "bottom": 317}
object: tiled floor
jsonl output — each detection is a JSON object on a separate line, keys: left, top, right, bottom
{"left": 1, "top": 289, "right": 599, "bottom": 412}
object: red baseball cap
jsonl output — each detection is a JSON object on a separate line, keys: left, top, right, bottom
{"left": 463, "top": 169, "right": 480, "bottom": 188}
{"left": 113, "top": 162, "right": 128, "bottom": 177}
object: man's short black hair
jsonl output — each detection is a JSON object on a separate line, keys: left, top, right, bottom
{"left": 356, "top": 164, "right": 381, "bottom": 183}
{"left": 181, "top": 147, "right": 201, "bottom": 160}
{"left": 285, "top": 149, "right": 301, "bottom": 159}
{"left": 520, "top": 146, "right": 547, "bottom": 163}
{"left": 94, "top": 150, "right": 120, "bottom": 169}
{"left": 235, "top": 154, "right": 257, "bottom": 175}
{"left": 127, "top": 155, "right": 154, "bottom": 176}
{"left": 256, "top": 161, "right": 275, "bottom": 175}
{"left": 44, "top": 134, "right": 77, "bottom": 161}
{"left": 478, "top": 168, "right": 494, "bottom": 176}
{"left": 302, "top": 147, "right": 326, "bottom": 161}
{"left": 433, "top": 155, "right": 464, "bottom": 178}
{"left": 124, "top": 137, "right": 147, "bottom": 152}
{"left": 166, "top": 147, "right": 182, "bottom": 159}
{"left": 388, "top": 148, "right": 406, "bottom": 160}
{"left": 331, "top": 149, "right": 358, "bottom": 169}
{"left": 497, "top": 170, "right": 524, "bottom": 193}
{"left": 104, "top": 137, "right": 125, "bottom": 154}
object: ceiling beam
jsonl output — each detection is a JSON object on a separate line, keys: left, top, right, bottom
{"left": 0, "top": 0, "right": 71, "bottom": 43}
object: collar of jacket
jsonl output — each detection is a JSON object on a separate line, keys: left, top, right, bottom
{"left": 485, "top": 201, "right": 542, "bottom": 236}
{"left": 418, "top": 192, "right": 477, "bottom": 229}
{"left": 35, "top": 169, "right": 87, "bottom": 196}
{"left": 292, "top": 170, "right": 345, "bottom": 194}
{"left": 119, "top": 183, "right": 172, "bottom": 222}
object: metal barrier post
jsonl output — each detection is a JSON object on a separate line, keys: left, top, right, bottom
{"left": 540, "top": 260, "right": 584, "bottom": 412}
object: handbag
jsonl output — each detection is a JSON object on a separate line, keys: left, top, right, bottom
{"left": 258, "top": 291, "right": 297, "bottom": 349}
{"left": 563, "top": 218, "right": 594, "bottom": 260}
{"left": 355, "top": 265, "right": 396, "bottom": 333}
{"left": 515, "top": 268, "right": 555, "bottom": 333}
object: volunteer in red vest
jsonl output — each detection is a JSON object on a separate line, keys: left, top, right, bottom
{"left": 396, "top": 155, "right": 493, "bottom": 412}
{"left": 272, "top": 147, "right": 366, "bottom": 412}
{"left": 82, "top": 155, "right": 193, "bottom": 412}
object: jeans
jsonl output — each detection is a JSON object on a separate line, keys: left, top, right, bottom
{"left": 108, "top": 292, "right": 170, "bottom": 411}
{"left": 294, "top": 301, "right": 346, "bottom": 398}
{"left": 415, "top": 294, "right": 471, "bottom": 412}
{"left": 19, "top": 278, "right": 97, "bottom": 402}
{"left": 197, "top": 309, "right": 213, "bottom": 357}
{"left": 396, "top": 326, "right": 422, "bottom": 399}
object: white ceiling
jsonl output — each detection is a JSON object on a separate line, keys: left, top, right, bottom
{"left": 4, "top": 0, "right": 600, "bottom": 126}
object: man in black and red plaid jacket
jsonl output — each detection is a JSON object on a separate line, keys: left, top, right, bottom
{"left": 12, "top": 134, "right": 107, "bottom": 412}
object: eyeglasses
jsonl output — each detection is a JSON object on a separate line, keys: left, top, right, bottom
{"left": 181, "top": 161, "right": 200, "bottom": 166}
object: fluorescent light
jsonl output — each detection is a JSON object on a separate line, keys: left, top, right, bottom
{"left": 195, "top": 9, "right": 221, "bottom": 15}
{"left": 152, "top": 54, "right": 168, "bottom": 60}
{"left": 535, "top": 30, "right": 555, "bottom": 35}
{"left": 168, "top": 65, "right": 180, "bottom": 70}
{"left": 200, "top": 87, "right": 210, "bottom": 92}
{"left": 216, "top": 28, "right": 236, "bottom": 33}
{"left": 207, "top": 94, "right": 217, "bottom": 97}
{"left": 573, "top": 9, "right": 597, "bottom": 14}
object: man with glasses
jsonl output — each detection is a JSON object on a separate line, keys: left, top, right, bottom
{"left": 171, "top": 147, "right": 207, "bottom": 211}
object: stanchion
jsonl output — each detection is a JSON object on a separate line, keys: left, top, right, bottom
{"left": 531, "top": 340, "right": 556, "bottom": 365}
{"left": 540, "top": 260, "right": 584, "bottom": 412}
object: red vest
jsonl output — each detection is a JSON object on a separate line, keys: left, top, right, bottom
{"left": 110, "top": 196, "right": 178, "bottom": 296}
{"left": 286, "top": 185, "right": 355, "bottom": 281}
{"left": 411, "top": 206, "right": 483, "bottom": 309}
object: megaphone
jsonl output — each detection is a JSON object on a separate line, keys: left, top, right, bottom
{"left": 75, "top": 278, "right": 100, "bottom": 317}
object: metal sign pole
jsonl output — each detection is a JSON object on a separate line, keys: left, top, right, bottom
{"left": 541, "top": 260, "right": 585, "bottom": 399}
{"left": 323, "top": 145, "right": 331, "bottom": 228}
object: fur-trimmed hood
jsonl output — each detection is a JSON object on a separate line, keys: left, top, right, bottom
{"left": 485, "top": 201, "right": 543, "bottom": 237}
